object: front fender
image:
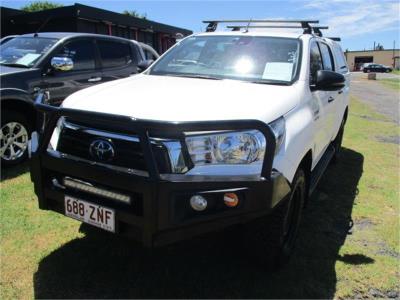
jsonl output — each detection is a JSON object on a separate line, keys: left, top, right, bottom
{"left": 0, "top": 88, "right": 34, "bottom": 103}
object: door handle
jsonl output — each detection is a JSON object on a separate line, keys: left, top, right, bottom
{"left": 328, "top": 96, "right": 335, "bottom": 103}
{"left": 338, "top": 90, "right": 343, "bottom": 94}
{"left": 88, "top": 77, "right": 102, "bottom": 82}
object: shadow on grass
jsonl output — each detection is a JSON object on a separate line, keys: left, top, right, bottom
{"left": 34, "top": 148, "right": 369, "bottom": 299}
{"left": 0, "top": 161, "right": 30, "bottom": 181}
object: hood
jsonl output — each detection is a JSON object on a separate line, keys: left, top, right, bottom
{"left": 62, "top": 74, "right": 301, "bottom": 123}
{"left": 0, "top": 65, "right": 32, "bottom": 75}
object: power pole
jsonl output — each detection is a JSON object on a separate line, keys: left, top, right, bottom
{"left": 393, "top": 40, "right": 395, "bottom": 67}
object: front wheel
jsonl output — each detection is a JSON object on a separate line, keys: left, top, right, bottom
{"left": 243, "top": 169, "right": 306, "bottom": 269}
{"left": 1, "top": 110, "right": 31, "bottom": 167}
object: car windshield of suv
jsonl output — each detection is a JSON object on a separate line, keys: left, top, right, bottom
{"left": 0, "top": 37, "right": 58, "bottom": 68}
{"left": 149, "top": 35, "right": 300, "bottom": 84}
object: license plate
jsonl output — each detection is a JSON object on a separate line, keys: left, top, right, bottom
{"left": 64, "top": 196, "right": 115, "bottom": 233}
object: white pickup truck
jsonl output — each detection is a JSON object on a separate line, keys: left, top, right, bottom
{"left": 30, "top": 20, "right": 349, "bottom": 268}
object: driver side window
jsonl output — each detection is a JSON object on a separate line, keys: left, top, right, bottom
{"left": 54, "top": 39, "right": 96, "bottom": 71}
{"left": 309, "top": 41, "right": 323, "bottom": 85}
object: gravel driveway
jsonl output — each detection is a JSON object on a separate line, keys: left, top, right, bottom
{"left": 350, "top": 72, "right": 399, "bottom": 123}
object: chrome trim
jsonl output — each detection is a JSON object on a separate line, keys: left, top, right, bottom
{"left": 63, "top": 120, "right": 140, "bottom": 143}
{"left": 47, "top": 149, "right": 149, "bottom": 177}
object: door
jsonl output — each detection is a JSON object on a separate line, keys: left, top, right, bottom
{"left": 96, "top": 39, "right": 138, "bottom": 83}
{"left": 41, "top": 38, "right": 102, "bottom": 106}
{"left": 331, "top": 42, "right": 350, "bottom": 136}
{"left": 318, "top": 41, "right": 339, "bottom": 142}
{"left": 309, "top": 40, "right": 332, "bottom": 165}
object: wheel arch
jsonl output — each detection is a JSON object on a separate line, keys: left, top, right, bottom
{"left": 297, "top": 149, "right": 313, "bottom": 205}
{"left": 1, "top": 97, "right": 36, "bottom": 128}
{"left": 343, "top": 106, "right": 349, "bottom": 124}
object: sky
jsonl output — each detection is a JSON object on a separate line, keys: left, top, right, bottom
{"left": 1, "top": 0, "right": 399, "bottom": 51}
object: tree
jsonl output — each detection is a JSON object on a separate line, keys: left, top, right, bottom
{"left": 21, "top": 1, "right": 63, "bottom": 12}
{"left": 122, "top": 10, "right": 147, "bottom": 19}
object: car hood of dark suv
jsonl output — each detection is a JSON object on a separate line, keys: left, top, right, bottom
{"left": 0, "top": 65, "right": 31, "bottom": 75}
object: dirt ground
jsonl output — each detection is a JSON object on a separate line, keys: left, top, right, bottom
{"left": 350, "top": 72, "right": 399, "bottom": 123}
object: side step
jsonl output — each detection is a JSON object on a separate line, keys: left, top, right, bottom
{"left": 309, "top": 145, "right": 335, "bottom": 196}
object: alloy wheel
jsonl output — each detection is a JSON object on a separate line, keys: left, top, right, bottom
{"left": 0, "top": 122, "right": 29, "bottom": 161}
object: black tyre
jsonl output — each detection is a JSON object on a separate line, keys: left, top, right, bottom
{"left": 331, "top": 118, "right": 345, "bottom": 164}
{"left": 243, "top": 169, "right": 306, "bottom": 269}
{"left": 1, "top": 110, "right": 31, "bottom": 167}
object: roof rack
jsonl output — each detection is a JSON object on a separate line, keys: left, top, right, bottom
{"left": 203, "top": 19, "right": 329, "bottom": 36}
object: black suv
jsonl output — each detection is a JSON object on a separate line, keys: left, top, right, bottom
{"left": 0, "top": 32, "right": 152, "bottom": 166}
{"left": 363, "top": 63, "right": 393, "bottom": 73}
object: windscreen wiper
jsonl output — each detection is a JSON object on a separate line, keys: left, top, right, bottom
{"left": 249, "top": 79, "right": 290, "bottom": 86}
{"left": 164, "top": 73, "right": 222, "bottom": 80}
{"left": 0, "top": 63, "right": 29, "bottom": 68}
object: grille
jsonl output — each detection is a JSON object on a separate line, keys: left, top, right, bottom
{"left": 56, "top": 119, "right": 171, "bottom": 174}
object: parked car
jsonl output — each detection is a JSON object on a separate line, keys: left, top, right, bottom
{"left": 30, "top": 20, "right": 349, "bottom": 267}
{"left": 359, "top": 62, "right": 372, "bottom": 71}
{"left": 0, "top": 32, "right": 152, "bottom": 166}
{"left": 138, "top": 42, "right": 160, "bottom": 60}
{"left": 363, "top": 63, "right": 392, "bottom": 73}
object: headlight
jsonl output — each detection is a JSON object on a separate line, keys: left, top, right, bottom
{"left": 185, "top": 130, "right": 266, "bottom": 165}
{"left": 268, "top": 117, "right": 285, "bottom": 154}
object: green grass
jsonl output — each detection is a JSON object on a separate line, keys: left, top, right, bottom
{"left": 1, "top": 97, "right": 399, "bottom": 299}
{"left": 392, "top": 70, "right": 400, "bottom": 75}
{"left": 378, "top": 77, "right": 400, "bottom": 91}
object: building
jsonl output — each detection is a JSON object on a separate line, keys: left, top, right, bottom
{"left": 345, "top": 49, "right": 400, "bottom": 71}
{"left": 0, "top": 3, "right": 192, "bottom": 54}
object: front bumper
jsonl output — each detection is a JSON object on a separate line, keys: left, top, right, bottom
{"left": 30, "top": 94, "right": 291, "bottom": 247}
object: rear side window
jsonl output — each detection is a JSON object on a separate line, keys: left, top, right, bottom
{"left": 319, "top": 42, "right": 334, "bottom": 71}
{"left": 310, "top": 41, "right": 323, "bottom": 85}
{"left": 55, "top": 39, "right": 96, "bottom": 71}
{"left": 98, "top": 40, "right": 132, "bottom": 68}
{"left": 332, "top": 43, "right": 348, "bottom": 73}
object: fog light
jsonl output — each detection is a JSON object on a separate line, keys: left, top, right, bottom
{"left": 190, "top": 195, "right": 207, "bottom": 211}
{"left": 224, "top": 193, "right": 239, "bottom": 207}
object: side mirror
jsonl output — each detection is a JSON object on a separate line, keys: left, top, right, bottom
{"left": 137, "top": 59, "right": 154, "bottom": 72}
{"left": 51, "top": 57, "right": 74, "bottom": 71}
{"left": 315, "top": 70, "right": 345, "bottom": 91}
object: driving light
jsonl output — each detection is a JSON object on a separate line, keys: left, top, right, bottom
{"left": 63, "top": 177, "right": 131, "bottom": 204}
{"left": 190, "top": 195, "right": 208, "bottom": 211}
{"left": 185, "top": 130, "right": 265, "bottom": 165}
{"left": 224, "top": 193, "right": 239, "bottom": 207}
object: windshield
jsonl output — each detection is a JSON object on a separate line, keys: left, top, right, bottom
{"left": 0, "top": 37, "right": 58, "bottom": 67}
{"left": 149, "top": 35, "right": 300, "bottom": 84}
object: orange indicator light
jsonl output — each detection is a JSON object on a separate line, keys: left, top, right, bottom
{"left": 224, "top": 193, "right": 239, "bottom": 207}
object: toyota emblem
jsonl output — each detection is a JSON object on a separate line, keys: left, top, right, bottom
{"left": 89, "top": 139, "right": 115, "bottom": 161}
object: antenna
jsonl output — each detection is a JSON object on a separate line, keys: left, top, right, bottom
{"left": 244, "top": 18, "right": 252, "bottom": 33}
{"left": 34, "top": 17, "right": 51, "bottom": 37}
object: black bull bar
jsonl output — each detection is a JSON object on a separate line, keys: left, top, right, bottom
{"left": 30, "top": 92, "right": 291, "bottom": 247}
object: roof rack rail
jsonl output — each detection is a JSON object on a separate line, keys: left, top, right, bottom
{"left": 327, "top": 37, "right": 341, "bottom": 41}
{"left": 203, "top": 19, "right": 319, "bottom": 33}
{"left": 202, "top": 20, "right": 333, "bottom": 37}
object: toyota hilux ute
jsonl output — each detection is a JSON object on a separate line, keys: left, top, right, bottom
{"left": 30, "top": 20, "right": 350, "bottom": 267}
